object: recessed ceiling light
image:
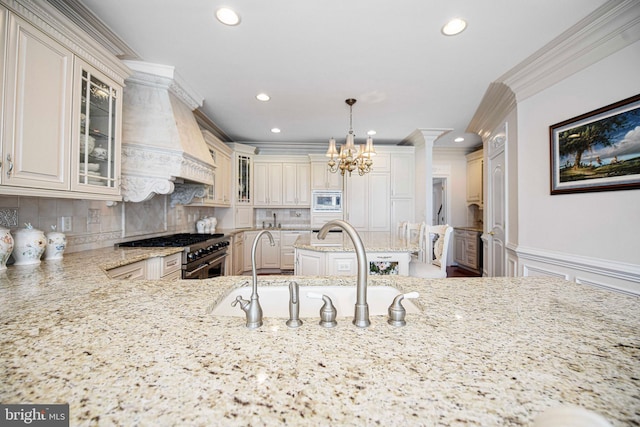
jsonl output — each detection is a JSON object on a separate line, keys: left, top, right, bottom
{"left": 454, "top": 137, "right": 465, "bottom": 143}
{"left": 442, "top": 18, "right": 467, "bottom": 36}
{"left": 367, "top": 130, "right": 377, "bottom": 136}
{"left": 216, "top": 7, "right": 240, "bottom": 26}
{"left": 256, "top": 93, "right": 270, "bottom": 102}
{"left": 271, "top": 128, "right": 281, "bottom": 133}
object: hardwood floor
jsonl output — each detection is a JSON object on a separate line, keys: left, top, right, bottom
{"left": 446, "top": 266, "right": 482, "bottom": 277}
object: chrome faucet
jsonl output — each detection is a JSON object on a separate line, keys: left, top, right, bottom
{"left": 232, "top": 230, "right": 275, "bottom": 328}
{"left": 317, "top": 220, "right": 370, "bottom": 328}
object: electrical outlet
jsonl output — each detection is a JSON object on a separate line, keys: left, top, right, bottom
{"left": 61, "top": 216, "right": 72, "bottom": 232}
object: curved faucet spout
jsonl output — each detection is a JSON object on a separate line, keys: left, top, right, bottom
{"left": 318, "top": 220, "right": 370, "bottom": 327}
{"left": 243, "top": 230, "right": 275, "bottom": 329}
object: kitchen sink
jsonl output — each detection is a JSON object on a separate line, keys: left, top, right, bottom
{"left": 210, "top": 285, "right": 420, "bottom": 318}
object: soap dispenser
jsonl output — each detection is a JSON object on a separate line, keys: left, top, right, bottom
{"left": 308, "top": 292, "right": 337, "bottom": 328}
{"left": 387, "top": 292, "right": 420, "bottom": 326}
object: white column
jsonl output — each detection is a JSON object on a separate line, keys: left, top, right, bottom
{"left": 404, "top": 129, "right": 450, "bottom": 226}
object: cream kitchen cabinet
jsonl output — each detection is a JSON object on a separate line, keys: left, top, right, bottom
{"left": 106, "top": 260, "right": 147, "bottom": 280}
{"left": 190, "top": 130, "right": 232, "bottom": 206}
{"left": 390, "top": 152, "right": 414, "bottom": 199}
{"left": 146, "top": 252, "right": 182, "bottom": 280}
{"left": 466, "top": 149, "right": 483, "bottom": 206}
{"left": 215, "top": 148, "right": 232, "bottom": 205}
{"left": 1, "top": 12, "right": 73, "bottom": 192}
{"left": 454, "top": 228, "right": 482, "bottom": 274}
{"left": 254, "top": 157, "right": 310, "bottom": 207}
{"left": 254, "top": 161, "right": 283, "bottom": 206}
{"left": 390, "top": 149, "right": 415, "bottom": 231}
{"left": 294, "top": 249, "right": 324, "bottom": 276}
{"left": 219, "top": 143, "right": 254, "bottom": 229}
{"left": 283, "top": 162, "right": 310, "bottom": 206}
{"left": 71, "top": 59, "right": 122, "bottom": 196}
{"left": 281, "top": 230, "right": 309, "bottom": 270}
{"left": 310, "top": 155, "right": 343, "bottom": 190}
{"left": 0, "top": 6, "right": 126, "bottom": 201}
{"left": 344, "top": 171, "right": 390, "bottom": 232}
{"left": 260, "top": 231, "right": 281, "bottom": 269}
{"left": 242, "top": 230, "right": 280, "bottom": 271}
{"left": 233, "top": 232, "right": 244, "bottom": 275}
{"left": 243, "top": 231, "right": 260, "bottom": 272}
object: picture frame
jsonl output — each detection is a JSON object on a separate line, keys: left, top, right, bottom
{"left": 549, "top": 93, "right": 640, "bottom": 195}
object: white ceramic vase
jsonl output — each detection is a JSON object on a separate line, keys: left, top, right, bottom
{"left": 45, "top": 226, "right": 67, "bottom": 260}
{"left": 0, "top": 227, "right": 14, "bottom": 271}
{"left": 12, "top": 224, "right": 46, "bottom": 266}
{"left": 196, "top": 218, "right": 206, "bottom": 234}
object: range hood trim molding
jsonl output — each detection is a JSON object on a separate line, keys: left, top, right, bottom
{"left": 122, "top": 60, "right": 203, "bottom": 109}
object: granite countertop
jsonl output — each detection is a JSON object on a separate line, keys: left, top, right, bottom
{"left": 1, "top": 248, "right": 638, "bottom": 426}
{"left": 294, "top": 231, "right": 420, "bottom": 252}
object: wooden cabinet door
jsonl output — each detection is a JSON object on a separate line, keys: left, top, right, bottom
{"left": 368, "top": 173, "right": 390, "bottom": 231}
{"left": 390, "top": 153, "right": 414, "bottom": 198}
{"left": 345, "top": 173, "right": 368, "bottom": 230}
{"left": 283, "top": 162, "right": 310, "bottom": 206}
{"left": 296, "top": 249, "right": 323, "bottom": 275}
{"left": 253, "top": 162, "right": 268, "bottom": 205}
{"left": 296, "top": 163, "right": 311, "bottom": 205}
{"left": 2, "top": 14, "right": 73, "bottom": 190}
{"left": 260, "top": 232, "right": 280, "bottom": 269}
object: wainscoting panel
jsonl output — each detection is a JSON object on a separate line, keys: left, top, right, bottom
{"left": 515, "top": 245, "right": 640, "bottom": 295}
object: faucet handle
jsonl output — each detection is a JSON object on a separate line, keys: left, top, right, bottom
{"left": 308, "top": 292, "right": 337, "bottom": 328}
{"left": 231, "top": 295, "right": 250, "bottom": 312}
{"left": 387, "top": 292, "right": 419, "bottom": 327}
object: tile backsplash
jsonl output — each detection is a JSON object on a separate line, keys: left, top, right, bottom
{"left": 0, "top": 195, "right": 216, "bottom": 254}
{"left": 254, "top": 208, "right": 310, "bottom": 228}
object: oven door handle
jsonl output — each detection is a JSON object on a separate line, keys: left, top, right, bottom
{"left": 184, "top": 254, "right": 227, "bottom": 278}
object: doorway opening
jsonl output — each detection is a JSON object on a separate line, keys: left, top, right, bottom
{"left": 432, "top": 177, "right": 448, "bottom": 225}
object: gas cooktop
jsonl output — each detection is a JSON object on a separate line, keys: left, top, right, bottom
{"left": 118, "top": 233, "right": 225, "bottom": 248}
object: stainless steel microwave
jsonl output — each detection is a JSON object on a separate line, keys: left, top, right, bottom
{"left": 312, "top": 191, "right": 343, "bottom": 212}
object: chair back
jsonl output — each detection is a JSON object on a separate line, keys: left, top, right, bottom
{"left": 405, "top": 222, "right": 426, "bottom": 261}
{"left": 425, "top": 224, "right": 453, "bottom": 270}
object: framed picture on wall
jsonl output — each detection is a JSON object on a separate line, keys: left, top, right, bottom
{"left": 549, "top": 93, "right": 640, "bottom": 194}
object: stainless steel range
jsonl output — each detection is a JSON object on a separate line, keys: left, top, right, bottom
{"left": 118, "top": 233, "right": 230, "bottom": 279}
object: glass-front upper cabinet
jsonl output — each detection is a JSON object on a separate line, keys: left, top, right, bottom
{"left": 71, "top": 59, "right": 122, "bottom": 196}
{"left": 237, "top": 153, "right": 251, "bottom": 204}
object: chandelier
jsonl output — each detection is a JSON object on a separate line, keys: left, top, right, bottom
{"left": 326, "top": 98, "right": 376, "bottom": 176}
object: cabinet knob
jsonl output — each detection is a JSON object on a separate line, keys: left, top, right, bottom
{"left": 488, "top": 231, "right": 495, "bottom": 236}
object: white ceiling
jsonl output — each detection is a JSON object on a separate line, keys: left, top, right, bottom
{"left": 78, "top": 0, "right": 608, "bottom": 151}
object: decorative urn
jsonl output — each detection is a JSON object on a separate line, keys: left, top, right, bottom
{"left": 12, "top": 223, "right": 46, "bottom": 266}
{"left": 45, "top": 225, "right": 67, "bottom": 260}
{"left": 196, "top": 217, "right": 206, "bottom": 234}
{"left": 0, "top": 226, "right": 14, "bottom": 271}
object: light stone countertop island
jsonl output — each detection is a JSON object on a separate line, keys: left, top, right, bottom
{"left": 293, "top": 231, "right": 420, "bottom": 252}
{"left": 1, "top": 247, "right": 638, "bottom": 426}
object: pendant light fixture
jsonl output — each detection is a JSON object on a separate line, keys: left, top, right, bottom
{"left": 326, "top": 98, "right": 376, "bottom": 176}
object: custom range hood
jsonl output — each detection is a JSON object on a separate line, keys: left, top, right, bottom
{"left": 120, "top": 61, "right": 214, "bottom": 204}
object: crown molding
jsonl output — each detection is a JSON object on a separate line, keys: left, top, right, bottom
{"left": 4, "top": 0, "right": 130, "bottom": 84}
{"left": 466, "top": 82, "right": 516, "bottom": 140}
{"left": 499, "top": 0, "right": 640, "bottom": 102}
{"left": 45, "top": 0, "right": 140, "bottom": 60}
{"left": 467, "top": 0, "right": 640, "bottom": 139}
